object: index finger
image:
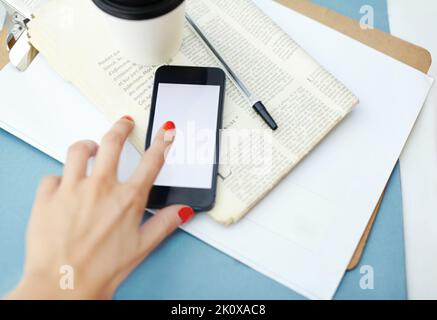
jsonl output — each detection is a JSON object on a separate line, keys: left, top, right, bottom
{"left": 128, "top": 121, "right": 176, "bottom": 192}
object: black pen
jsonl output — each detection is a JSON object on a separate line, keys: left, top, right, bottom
{"left": 186, "top": 14, "right": 278, "bottom": 131}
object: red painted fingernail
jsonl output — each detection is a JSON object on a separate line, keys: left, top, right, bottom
{"left": 163, "top": 121, "right": 176, "bottom": 131}
{"left": 178, "top": 207, "right": 194, "bottom": 224}
{"left": 121, "top": 115, "right": 134, "bottom": 122}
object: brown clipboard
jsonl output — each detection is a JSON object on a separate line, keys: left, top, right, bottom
{"left": 275, "top": 0, "right": 432, "bottom": 270}
{"left": 0, "top": 28, "right": 8, "bottom": 70}
{"left": 1, "top": 1, "right": 432, "bottom": 270}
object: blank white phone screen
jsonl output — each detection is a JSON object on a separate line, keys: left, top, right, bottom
{"left": 151, "top": 83, "right": 221, "bottom": 189}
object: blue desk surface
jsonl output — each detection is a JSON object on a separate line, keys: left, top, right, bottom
{"left": 0, "top": 0, "right": 406, "bottom": 299}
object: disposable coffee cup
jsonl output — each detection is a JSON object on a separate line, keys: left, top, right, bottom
{"left": 92, "top": 0, "right": 185, "bottom": 65}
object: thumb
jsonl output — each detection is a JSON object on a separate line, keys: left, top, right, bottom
{"left": 139, "top": 205, "right": 195, "bottom": 256}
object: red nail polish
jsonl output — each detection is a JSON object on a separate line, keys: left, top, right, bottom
{"left": 178, "top": 207, "right": 194, "bottom": 224}
{"left": 163, "top": 121, "right": 176, "bottom": 131}
{"left": 121, "top": 115, "right": 134, "bottom": 122}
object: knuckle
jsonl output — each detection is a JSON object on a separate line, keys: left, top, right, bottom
{"left": 146, "top": 148, "right": 165, "bottom": 170}
{"left": 40, "top": 175, "right": 57, "bottom": 186}
{"left": 91, "top": 173, "right": 112, "bottom": 186}
{"left": 152, "top": 135, "right": 168, "bottom": 153}
{"left": 68, "top": 141, "right": 90, "bottom": 156}
{"left": 102, "top": 131, "right": 124, "bottom": 147}
{"left": 84, "top": 178, "right": 112, "bottom": 203}
{"left": 37, "top": 176, "right": 60, "bottom": 195}
{"left": 124, "top": 184, "right": 142, "bottom": 204}
{"left": 160, "top": 212, "right": 174, "bottom": 236}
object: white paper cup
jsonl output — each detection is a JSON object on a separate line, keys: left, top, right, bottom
{"left": 92, "top": 0, "right": 185, "bottom": 65}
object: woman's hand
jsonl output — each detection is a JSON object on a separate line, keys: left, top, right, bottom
{"left": 7, "top": 116, "right": 194, "bottom": 300}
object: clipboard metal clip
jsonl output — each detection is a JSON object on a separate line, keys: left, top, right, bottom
{"left": 1, "top": 0, "right": 38, "bottom": 71}
{"left": 6, "top": 10, "right": 27, "bottom": 48}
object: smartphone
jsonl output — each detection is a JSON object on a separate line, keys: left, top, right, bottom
{"left": 146, "top": 65, "right": 226, "bottom": 211}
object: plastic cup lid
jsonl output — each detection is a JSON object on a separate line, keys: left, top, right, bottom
{"left": 92, "top": 0, "right": 185, "bottom": 20}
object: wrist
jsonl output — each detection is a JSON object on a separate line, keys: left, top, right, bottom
{"left": 7, "top": 272, "right": 99, "bottom": 300}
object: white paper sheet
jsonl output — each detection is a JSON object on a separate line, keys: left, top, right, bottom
{"left": 2, "top": 0, "right": 46, "bottom": 18}
{"left": 0, "top": 0, "right": 433, "bottom": 299}
{"left": 389, "top": 0, "right": 437, "bottom": 299}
